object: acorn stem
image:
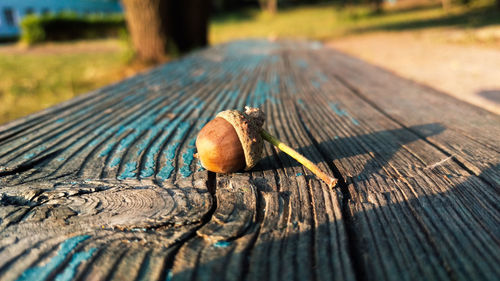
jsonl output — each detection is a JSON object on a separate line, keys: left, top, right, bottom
{"left": 260, "top": 129, "right": 338, "bottom": 188}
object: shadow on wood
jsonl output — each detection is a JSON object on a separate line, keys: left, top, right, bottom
{"left": 257, "top": 123, "right": 446, "bottom": 178}
{"left": 477, "top": 89, "right": 500, "bottom": 104}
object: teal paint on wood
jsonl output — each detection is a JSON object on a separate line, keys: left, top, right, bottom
{"left": 179, "top": 137, "right": 198, "bottom": 178}
{"left": 166, "top": 143, "right": 180, "bottom": 161}
{"left": 165, "top": 270, "right": 173, "bottom": 281}
{"left": 119, "top": 118, "right": 171, "bottom": 180}
{"left": 297, "top": 98, "right": 305, "bottom": 109}
{"left": 119, "top": 161, "right": 138, "bottom": 180}
{"left": 329, "top": 102, "right": 360, "bottom": 126}
{"left": 109, "top": 157, "right": 121, "bottom": 168}
{"left": 247, "top": 79, "right": 281, "bottom": 107}
{"left": 316, "top": 70, "right": 328, "bottom": 82}
{"left": 23, "top": 153, "right": 35, "bottom": 160}
{"left": 139, "top": 101, "right": 195, "bottom": 179}
{"left": 213, "top": 241, "right": 231, "bottom": 248}
{"left": 157, "top": 143, "right": 179, "bottom": 180}
{"left": 135, "top": 119, "right": 171, "bottom": 156}
{"left": 21, "top": 145, "right": 46, "bottom": 160}
{"left": 180, "top": 148, "right": 196, "bottom": 178}
{"left": 138, "top": 102, "right": 196, "bottom": 178}
{"left": 54, "top": 248, "right": 97, "bottom": 281}
{"left": 100, "top": 143, "right": 114, "bottom": 157}
{"left": 16, "top": 235, "right": 91, "bottom": 281}
{"left": 140, "top": 128, "right": 174, "bottom": 178}
{"left": 173, "top": 122, "right": 191, "bottom": 141}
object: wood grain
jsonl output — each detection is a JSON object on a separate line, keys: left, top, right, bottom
{"left": 0, "top": 40, "right": 498, "bottom": 281}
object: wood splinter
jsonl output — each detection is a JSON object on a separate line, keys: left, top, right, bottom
{"left": 196, "top": 106, "right": 338, "bottom": 188}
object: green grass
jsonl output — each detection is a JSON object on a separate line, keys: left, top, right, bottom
{"left": 210, "top": 0, "right": 500, "bottom": 43}
{"left": 0, "top": 49, "right": 127, "bottom": 123}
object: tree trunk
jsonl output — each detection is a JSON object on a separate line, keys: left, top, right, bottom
{"left": 374, "top": 0, "right": 383, "bottom": 13}
{"left": 122, "top": 0, "right": 170, "bottom": 63}
{"left": 259, "top": 0, "right": 277, "bottom": 14}
{"left": 122, "top": 0, "right": 210, "bottom": 64}
{"left": 169, "top": 0, "right": 210, "bottom": 52}
{"left": 267, "top": 0, "right": 277, "bottom": 14}
{"left": 441, "top": 0, "right": 450, "bottom": 11}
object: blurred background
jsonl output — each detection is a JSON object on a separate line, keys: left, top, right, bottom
{"left": 0, "top": 0, "right": 499, "bottom": 124}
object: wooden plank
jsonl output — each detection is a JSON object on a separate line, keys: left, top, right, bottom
{"left": 277, "top": 41, "right": 499, "bottom": 281}
{"left": 0, "top": 40, "right": 498, "bottom": 281}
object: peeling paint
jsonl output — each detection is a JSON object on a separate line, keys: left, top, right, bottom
{"left": 213, "top": 241, "right": 231, "bottom": 248}
{"left": 158, "top": 143, "right": 179, "bottom": 180}
{"left": 54, "top": 248, "right": 97, "bottom": 281}
{"left": 23, "top": 153, "right": 35, "bottom": 160}
{"left": 109, "top": 157, "right": 121, "bottom": 168}
{"left": 180, "top": 147, "right": 196, "bottom": 178}
{"left": 16, "top": 235, "right": 91, "bottom": 281}
{"left": 329, "top": 102, "right": 360, "bottom": 126}
{"left": 119, "top": 161, "right": 138, "bottom": 180}
{"left": 165, "top": 270, "right": 173, "bottom": 281}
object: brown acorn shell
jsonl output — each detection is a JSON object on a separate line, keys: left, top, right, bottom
{"left": 196, "top": 117, "right": 246, "bottom": 173}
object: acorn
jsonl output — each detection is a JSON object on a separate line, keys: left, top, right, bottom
{"left": 196, "top": 107, "right": 338, "bottom": 188}
{"left": 196, "top": 107, "right": 265, "bottom": 173}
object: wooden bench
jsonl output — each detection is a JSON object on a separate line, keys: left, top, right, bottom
{"left": 0, "top": 40, "right": 498, "bottom": 281}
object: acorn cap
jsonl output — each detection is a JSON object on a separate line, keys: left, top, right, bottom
{"left": 216, "top": 106, "right": 265, "bottom": 170}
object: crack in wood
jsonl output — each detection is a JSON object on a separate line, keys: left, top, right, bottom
{"left": 0, "top": 149, "right": 63, "bottom": 178}
{"left": 293, "top": 103, "right": 366, "bottom": 281}
{"left": 156, "top": 172, "right": 219, "bottom": 279}
{"left": 238, "top": 176, "right": 265, "bottom": 281}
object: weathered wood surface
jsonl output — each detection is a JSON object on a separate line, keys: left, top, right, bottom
{"left": 0, "top": 40, "right": 498, "bottom": 281}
